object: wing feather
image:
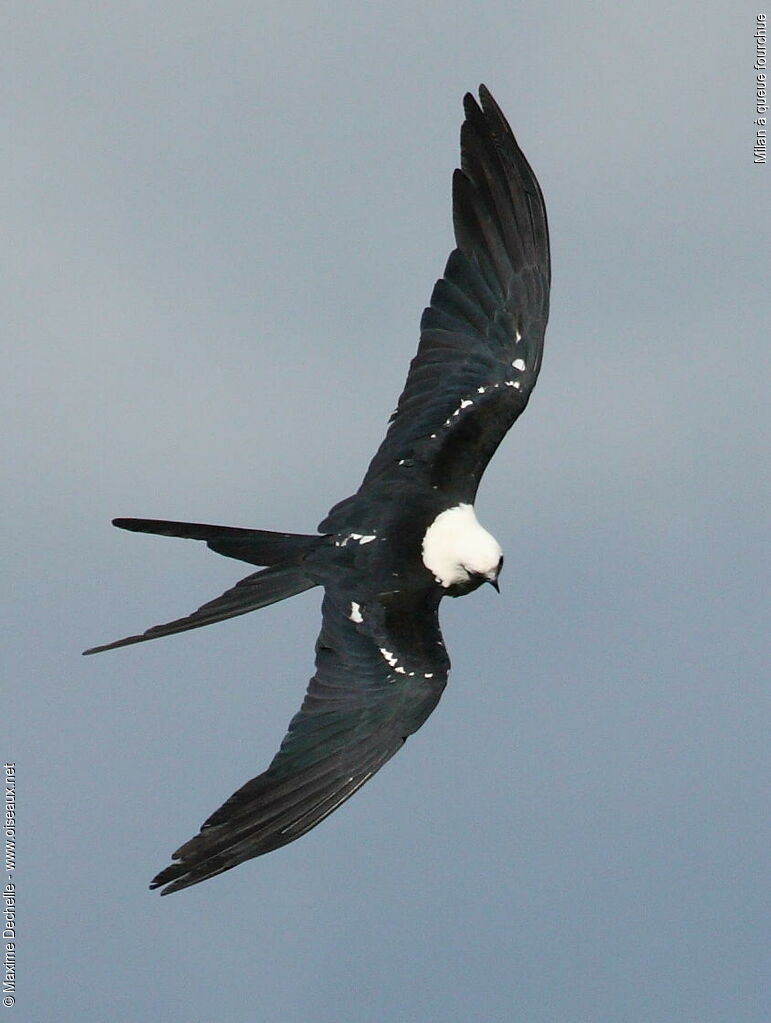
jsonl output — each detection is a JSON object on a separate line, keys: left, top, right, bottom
{"left": 346, "top": 85, "right": 549, "bottom": 511}
{"left": 150, "top": 591, "right": 448, "bottom": 894}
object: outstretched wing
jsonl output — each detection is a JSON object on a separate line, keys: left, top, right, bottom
{"left": 324, "top": 86, "right": 550, "bottom": 529}
{"left": 150, "top": 590, "right": 449, "bottom": 894}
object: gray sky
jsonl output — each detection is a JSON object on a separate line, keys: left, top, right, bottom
{"left": 5, "top": 2, "right": 768, "bottom": 1021}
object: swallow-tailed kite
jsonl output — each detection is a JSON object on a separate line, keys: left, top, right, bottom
{"left": 85, "top": 85, "right": 551, "bottom": 894}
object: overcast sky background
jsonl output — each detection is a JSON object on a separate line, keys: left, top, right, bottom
{"left": 5, "top": 3, "right": 768, "bottom": 1021}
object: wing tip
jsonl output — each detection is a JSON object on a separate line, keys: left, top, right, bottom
{"left": 476, "top": 83, "right": 499, "bottom": 117}
{"left": 462, "top": 84, "right": 503, "bottom": 122}
{"left": 149, "top": 869, "right": 185, "bottom": 896}
{"left": 462, "top": 89, "right": 479, "bottom": 114}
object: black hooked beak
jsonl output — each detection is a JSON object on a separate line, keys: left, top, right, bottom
{"left": 488, "top": 554, "right": 503, "bottom": 592}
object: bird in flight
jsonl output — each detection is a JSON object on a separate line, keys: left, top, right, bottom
{"left": 85, "top": 85, "right": 550, "bottom": 895}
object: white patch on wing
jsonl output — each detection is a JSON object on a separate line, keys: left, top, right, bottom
{"left": 444, "top": 397, "right": 475, "bottom": 427}
{"left": 515, "top": 327, "right": 522, "bottom": 342}
{"left": 336, "top": 532, "right": 377, "bottom": 547}
{"left": 421, "top": 503, "right": 503, "bottom": 588}
{"left": 349, "top": 602, "right": 363, "bottom": 623}
{"left": 512, "top": 358, "right": 526, "bottom": 371}
{"left": 379, "top": 647, "right": 399, "bottom": 667}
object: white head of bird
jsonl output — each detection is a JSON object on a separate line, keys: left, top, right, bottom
{"left": 421, "top": 503, "right": 503, "bottom": 590}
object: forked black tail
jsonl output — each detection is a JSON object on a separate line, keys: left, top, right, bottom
{"left": 112, "top": 517, "right": 320, "bottom": 566}
{"left": 82, "top": 518, "right": 323, "bottom": 655}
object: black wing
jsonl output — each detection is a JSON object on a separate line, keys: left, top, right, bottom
{"left": 324, "top": 86, "right": 550, "bottom": 528}
{"left": 150, "top": 590, "right": 448, "bottom": 894}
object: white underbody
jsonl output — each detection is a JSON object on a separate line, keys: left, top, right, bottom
{"left": 421, "top": 503, "right": 502, "bottom": 588}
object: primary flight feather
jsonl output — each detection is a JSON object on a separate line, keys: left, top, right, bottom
{"left": 85, "top": 85, "right": 550, "bottom": 894}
